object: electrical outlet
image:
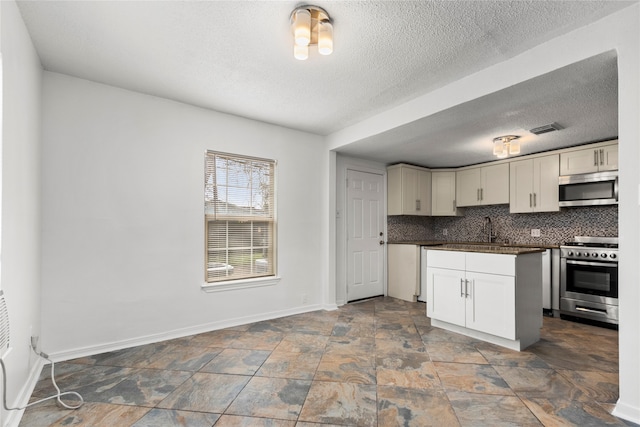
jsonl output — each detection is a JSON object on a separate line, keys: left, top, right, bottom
{"left": 531, "top": 229, "right": 541, "bottom": 237}
{"left": 442, "top": 229, "right": 448, "bottom": 236}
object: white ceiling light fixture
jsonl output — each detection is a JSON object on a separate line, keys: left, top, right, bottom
{"left": 290, "top": 5, "right": 333, "bottom": 60}
{"left": 493, "top": 135, "right": 521, "bottom": 159}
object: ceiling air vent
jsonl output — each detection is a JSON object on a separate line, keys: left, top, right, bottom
{"left": 529, "top": 123, "right": 563, "bottom": 135}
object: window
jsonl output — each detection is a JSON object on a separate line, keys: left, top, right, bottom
{"left": 204, "top": 151, "right": 276, "bottom": 283}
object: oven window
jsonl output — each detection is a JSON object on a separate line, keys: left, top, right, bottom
{"left": 566, "top": 263, "right": 618, "bottom": 298}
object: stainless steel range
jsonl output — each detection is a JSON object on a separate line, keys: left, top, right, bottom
{"left": 560, "top": 236, "right": 618, "bottom": 325}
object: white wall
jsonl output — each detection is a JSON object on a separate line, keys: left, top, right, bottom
{"left": 40, "top": 72, "right": 327, "bottom": 359}
{"left": 327, "top": 5, "right": 640, "bottom": 423}
{"left": 0, "top": 0, "right": 44, "bottom": 424}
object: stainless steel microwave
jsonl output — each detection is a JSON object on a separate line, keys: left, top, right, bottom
{"left": 558, "top": 171, "right": 618, "bottom": 207}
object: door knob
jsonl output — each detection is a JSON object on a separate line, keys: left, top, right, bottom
{"left": 379, "top": 240, "right": 385, "bottom": 245}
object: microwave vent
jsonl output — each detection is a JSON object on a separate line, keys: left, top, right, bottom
{"left": 530, "top": 123, "right": 563, "bottom": 135}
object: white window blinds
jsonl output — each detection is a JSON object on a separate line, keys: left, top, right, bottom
{"left": 205, "top": 151, "right": 276, "bottom": 283}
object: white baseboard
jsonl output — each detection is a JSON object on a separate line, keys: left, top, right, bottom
{"left": 4, "top": 358, "right": 45, "bottom": 427}
{"left": 613, "top": 399, "right": 640, "bottom": 425}
{"left": 48, "top": 303, "right": 326, "bottom": 362}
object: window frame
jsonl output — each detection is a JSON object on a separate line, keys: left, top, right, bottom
{"left": 202, "top": 150, "right": 278, "bottom": 291}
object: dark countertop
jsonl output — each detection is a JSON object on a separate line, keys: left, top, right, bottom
{"left": 387, "top": 240, "right": 557, "bottom": 254}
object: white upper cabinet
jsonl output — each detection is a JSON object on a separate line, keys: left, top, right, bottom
{"left": 456, "top": 163, "right": 509, "bottom": 207}
{"left": 387, "top": 164, "right": 432, "bottom": 216}
{"left": 431, "top": 171, "right": 461, "bottom": 216}
{"left": 560, "top": 142, "right": 618, "bottom": 175}
{"left": 509, "top": 155, "right": 559, "bottom": 213}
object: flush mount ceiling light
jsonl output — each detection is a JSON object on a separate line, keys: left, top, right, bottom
{"left": 493, "top": 135, "right": 521, "bottom": 159}
{"left": 290, "top": 5, "right": 333, "bottom": 60}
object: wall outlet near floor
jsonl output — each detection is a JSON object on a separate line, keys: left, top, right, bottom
{"left": 531, "top": 229, "right": 541, "bottom": 237}
{"left": 442, "top": 229, "right": 448, "bottom": 236}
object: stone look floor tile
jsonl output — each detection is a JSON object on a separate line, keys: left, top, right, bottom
{"left": 434, "top": 362, "right": 515, "bottom": 396}
{"left": 425, "top": 341, "right": 489, "bottom": 364}
{"left": 156, "top": 372, "right": 250, "bottom": 413}
{"left": 275, "top": 333, "right": 329, "bottom": 353}
{"left": 558, "top": 369, "right": 620, "bottom": 403}
{"left": 20, "top": 298, "right": 629, "bottom": 427}
{"left": 256, "top": 350, "right": 323, "bottom": 380}
{"left": 447, "top": 391, "right": 543, "bottom": 427}
{"left": 225, "top": 376, "right": 311, "bottom": 420}
{"left": 214, "top": 415, "right": 296, "bottom": 426}
{"left": 72, "top": 368, "right": 193, "bottom": 407}
{"left": 228, "top": 332, "right": 284, "bottom": 351}
{"left": 199, "top": 348, "right": 271, "bottom": 375}
{"left": 130, "top": 408, "right": 220, "bottom": 427}
{"left": 48, "top": 402, "right": 150, "bottom": 426}
{"left": 378, "top": 385, "right": 460, "bottom": 426}
{"left": 376, "top": 353, "right": 441, "bottom": 389}
{"left": 521, "top": 396, "right": 630, "bottom": 427}
{"left": 493, "top": 365, "right": 585, "bottom": 399}
{"left": 314, "top": 354, "right": 376, "bottom": 384}
{"left": 475, "top": 342, "right": 551, "bottom": 369}
{"left": 298, "top": 381, "right": 377, "bottom": 427}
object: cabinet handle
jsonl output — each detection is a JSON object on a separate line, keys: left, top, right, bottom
{"left": 477, "top": 189, "right": 480, "bottom": 201}
{"left": 453, "top": 199, "right": 456, "bottom": 211}
{"left": 594, "top": 150, "right": 598, "bottom": 166}
{"left": 460, "top": 279, "right": 465, "bottom": 297}
{"left": 529, "top": 193, "right": 532, "bottom": 207}
{"left": 600, "top": 149, "right": 604, "bottom": 166}
{"left": 416, "top": 199, "right": 421, "bottom": 211}
{"left": 481, "top": 188, "right": 483, "bottom": 201}
{"left": 534, "top": 193, "right": 537, "bottom": 207}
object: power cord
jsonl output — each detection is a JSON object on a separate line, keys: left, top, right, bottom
{"left": 1, "top": 341, "right": 84, "bottom": 411}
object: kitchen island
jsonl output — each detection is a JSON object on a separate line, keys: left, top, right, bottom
{"left": 423, "top": 245, "right": 544, "bottom": 351}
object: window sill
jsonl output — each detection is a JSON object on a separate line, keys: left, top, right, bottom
{"left": 201, "top": 276, "right": 281, "bottom": 293}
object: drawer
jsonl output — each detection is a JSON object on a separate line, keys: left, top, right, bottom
{"left": 465, "top": 252, "right": 515, "bottom": 276}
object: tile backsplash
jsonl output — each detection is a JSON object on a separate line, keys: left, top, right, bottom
{"left": 389, "top": 204, "right": 618, "bottom": 246}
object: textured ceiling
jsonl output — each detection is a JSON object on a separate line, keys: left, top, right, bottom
{"left": 16, "top": 1, "right": 631, "bottom": 166}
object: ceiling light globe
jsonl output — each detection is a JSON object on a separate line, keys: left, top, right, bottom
{"left": 318, "top": 20, "right": 333, "bottom": 55}
{"left": 509, "top": 139, "right": 520, "bottom": 155}
{"left": 294, "top": 44, "right": 309, "bottom": 60}
{"left": 293, "top": 9, "right": 311, "bottom": 46}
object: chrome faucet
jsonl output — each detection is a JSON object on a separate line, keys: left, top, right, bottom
{"left": 484, "top": 217, "right": 496, "bottom": 243}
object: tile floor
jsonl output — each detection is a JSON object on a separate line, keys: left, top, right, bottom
{"left": 19, "top": 297, "right": 637, "bottom": 427}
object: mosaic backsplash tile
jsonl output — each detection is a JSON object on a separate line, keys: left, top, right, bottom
{"left": 389, "top": 204, "right": 617, "bottom": 246}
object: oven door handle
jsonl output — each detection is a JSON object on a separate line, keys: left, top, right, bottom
{"left": 566, "top": 259, "right": 617, "bottom": 268}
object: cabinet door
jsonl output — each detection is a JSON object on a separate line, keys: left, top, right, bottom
{"left": 481, "top": 163, "right": 510, "bottom": 205}
{"left": 388, "top": 245, "right": 420, "bottom": 302}
{"left": 599, "top": 144, "right": 618, "bottom": 171}
{"left": 426, "top": 267, "right": 466, "bottom": 327}
{"left": 401, "top": 167, "right": 419, "bottom": 214}
{"left": 509, "top": 159, "right": 534, "bottom": 213}
{"left": 560, "top": 148, "right": 599, "bottom": 175}
{"left": 465, "top": 272, "right": 516, "bottom": 339}
{"left": 416, "top": 169, "right": 432, "bottom": 216}
{"left": 456, "top": 168, "right": 481, "bottom": 207}
{"left": 431, "top": 171, "right": 458, "bottom": 216}
{"left": 534, "top": 155, "right": 559, "bottom": 212}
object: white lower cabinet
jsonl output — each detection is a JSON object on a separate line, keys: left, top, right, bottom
{"left": 425, "top": 249, "right": 541, "bottom": 351}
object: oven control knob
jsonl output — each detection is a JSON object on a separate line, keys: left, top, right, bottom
{"left": 568, "top": 251, "right": 574, "bottom": 256}
{"left": 593, "top": 253, "right": 599, "bottom": 258}
{"left": 610, "top": 253, "right": 617, "bottom": 259}
{"left": 575, "top": 252, "right": 581, "bottom": 257}
{"left": 601, "top": 253, "right": 607, "bottom": 258}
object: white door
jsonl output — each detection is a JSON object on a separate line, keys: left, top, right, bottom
{"left": 426, "top": 267, "right": 466, "bottom": 327}
{"left": 347, "top": 170, "right": 385, "bottom": 301}
{"left": 465, "top": 271, "right": 516, "bottom": 339}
